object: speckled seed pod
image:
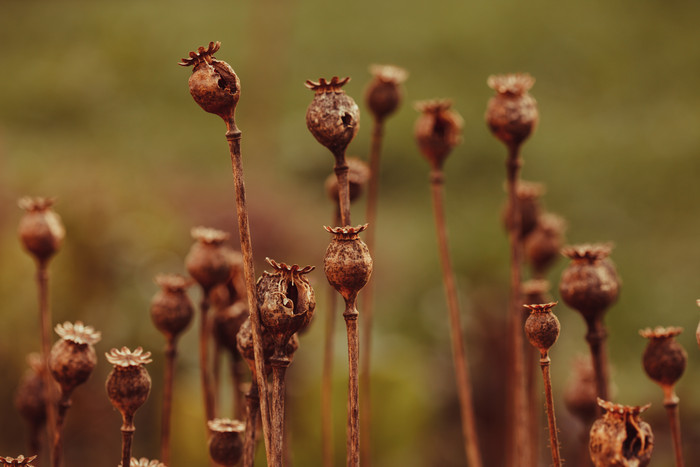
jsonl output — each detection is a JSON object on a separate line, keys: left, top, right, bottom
{"left": 323, "top": 225, "right": 373, "bottom": 303}
{"left": 485, "top": 73, "right": 538, "bottom": 150}
{"left": 324, "top": 157, "right": 370, "bottom": 205}
{"left": 523, "top": 302, "right": 560, "bottom": 354}
{"left": 564, "top": 355, "right": 598, "bottom": 425}
{"left": 503, "top": 181, "right": 544, "bottom": 239}
{"left": 105, "top": 347, "right": 152, "bottom": 422}
{"left": 179, "top": 41, "right": 240, "bottom": 121}
{"left": 589, "top": 399, "right": 653, "bottom": 467}
{"left": 214, "top": 301, "right": 249, "bottom": 353}
{"left": 413, "top": 100, "right": 463, "bottom": 170}
{"left": 150, "top": 274, "right": 195, "bottom": 341}
{"left": 49, "top": 321, "right": 101, "bottom": 396}
{"left": 17, "top": 197, "right": 65, "bottom": 264}
{"left": 525, "top": 213, "right": 567, "bottom": 275}
{"left": 365, "top": 65, "right": 408, "bottom": 122}
{"left": 559, "top": 244, "right": 620, "bottom": 322}
{"left": 640, "top": 327, "right": 687, "bottom": 389}
{"left": 186, "top": 227, "right": 234, "bottom": 293}
{"left": 0, "top": 455, "right": 37, "bottom": 467}
{"left": 14, "top": 354, "right": 47, "bottom": 429}
{"left": 208, "top": 419, "right": 245, "bottom": 466}
{"left": 125, "top": 458, "right": 166, "bottom": 467}
{"left": 305, "top": 77, "right": 360, "bottom": 158}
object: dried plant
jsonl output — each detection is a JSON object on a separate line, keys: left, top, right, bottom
{"left": 208, "top": 419, "right": 245, "bottom": 466}
{"left": 0, "top": 456, "right": 37, "bottom": 467}
{"left": 589, "top": 399, "right": 653, "bottom": 467}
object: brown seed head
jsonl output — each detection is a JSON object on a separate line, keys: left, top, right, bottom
{"left": 414, "top": 99, "right": 463, "bottom": 170}
{"left": 305, "top": 77, "right": 360, "bottom": 158}
{"left": 525, "top": 213, "right": 567, "bottom": 275}
{"left": 324, "top": 224, "right": 373, "bottom": 303}
{"left": 0, "top": 455, "right": 37, "bottom": 466}
{"left": 325, "top": 157, "right": 370, "bottom": 205}
{"left": 485, "top": 73, "right": 538, "bottom": 151}
{"left": 502, "top": 180, "right": 545, "bottom": 239}
{"left": 523, "top": 302, "right": 560, "bottom": 353}
{"left": 208, "top": 419, "right": 245, "bottom": 466}
{"left": 15, "top": 353, "right": 47, "bottom": 429}
{"left": 236, "top": 318, "right": 276, "bottom": 376}
{"left": 186, "top": 227, "right": 234, "bottom": 292}
{"left": 49, "top": 321, "right": 100, "bottom": 395}
{"left": 105, "top": 347, "right": 152, "bottom": 422}
{"left": 639, "top": 326, "right": 686, "bottom": 389}
{"left": 214, "top": 301, "right": 249, "bottom": 354}
{"left": 17, "top": 197, "right": 65, "bottom": 264}
{"left": 564, "top": 355, "right": 598, "bottom": 425}
{"left": 559, "top": 244, "right": 620, "bottom": 322}
{"left": 150, "top": 274, "right": 195, "bottom": 340}
{"left": 179, "top": 41, "right": 240, "bottom": 121}
{"left": 125, "top": 459, "right": 166, "bottom": 467}
{"left": 365, "top": 64, "right": 408, "bottom": 121}
{"left": 589, "top": 398, "right": 653, "bottom": 467}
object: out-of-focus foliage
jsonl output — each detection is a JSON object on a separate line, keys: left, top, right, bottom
{"left": 1, "top": 0, "right": 700, "bottom": 465}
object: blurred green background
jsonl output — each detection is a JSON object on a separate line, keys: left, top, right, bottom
{"left": 2, "top": 0, "right": 700, "bottom": 465}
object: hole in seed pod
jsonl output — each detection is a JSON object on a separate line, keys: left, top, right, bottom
{"left": 341, "top": 113, "right": 353, "bottom": 127}
{"left": 622, "top": 419, "right": 643, "bottom": 459}
{"left": 218, "top": 78, "right": 227, "bottom": 90}
{"left": 287, "top": 281, "right": 299, "bottom": 314}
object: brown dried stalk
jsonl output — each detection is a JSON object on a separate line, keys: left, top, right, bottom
{"left": 243, "top": 380, "right": 261, "bottom": 467}
{"left": 161, "top": 339, "right": 176, "bottom": 463}
{"left": 37, "top": 266, "right": 58, "bottom": 467}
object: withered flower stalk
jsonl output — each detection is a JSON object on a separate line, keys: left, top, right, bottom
{"left": 523, "top": 303, "right": 562, "bottom": 467}
{"left": 18, "top": 196, "right": 65, "bottom": 467}
{"left": 180, "top": 42, "right": 273, "bottom": 464}
{"left": 414, "top": 100, "right": 482, "bottom": 467}
{"left": 150, "top": 274, "right": 195, "bottom": 465}
{"left": 360, "top": 65, "right": 407, "bottom": 466}
{"left": 485, "top": 73, "right": 538, "bottom": 466}
{"left": 589, "top": 399, "right": 653, "bottom": 467}
{"left": 213, "top": 298, "right": 248, "bottom": 420}
{"left": 640, "top": 327, "right": 687, "bottom": 467}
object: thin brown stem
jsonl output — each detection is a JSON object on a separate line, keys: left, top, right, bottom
{"left": 199, "top": 296, "right": 216, "bottom": 425}
{"left": 584, "top": 318, "right": 609, "bottom": 402}
{"left": 359, "top": 117, "right": 383, "bottom": 467}
{"left": 525, "top": 313, "right": 541, "bottom": 467}
{"left": 121, "top": 417, "right": 135, "bottom": 467}
{"left": 213, "top": 340, "right": 222, "bottom": 415}
{"left": 333, "top": 153, "right": 351, "bottom": 227}
{"left": 28, "top": 424, "right": 41, "bottom": 460}
{"left": 51, "top": 391, "right": 71, "bottom": 467}
{"left": 160, "top": 338, "right": 177, "bottom": 465}
{"left": 539, "top": 352, "right": 562, "bottom": 467}
{"left": 429, "top": 169, "right": 483, "bottom": 467}
{"left": 231, "top": 353, "right": 246, "bottom": 420}
{"left": 270, "top": 355, "right": 290, "bottom": 467}
{"left": 225, "top": 120, "right": 273, "bottom": 465}
{"left": 343, "top": 300, "right": 360, "bottom": 467}
{"left": 37, "top": 263, "right": 58, "bottom": 467}
{"left": 243, "top": 379, "right": 261, "bottom": 467}
{"left": 664, "top": 388, "right": 684, "bottom": 467}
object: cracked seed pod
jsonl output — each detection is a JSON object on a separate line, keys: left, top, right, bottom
{"left": 589, "top": 399, "right": 653, "bottom": 467}
{"left": 365, "top": 64, "right": 408, "bottom": 122}
{"left": 523, "top": 302, "right": 560, "bottom": 354}
{"left": 324, "top": 225, "right": 373, "bottom": 303}
{"left": 564, "top": 355, "right": 598, "bottom": 425}
{"left": 214, "top": 301, "right": 249, "bottom": 354}
{"left": 325, "top": 157, "right": 370, "bottom": 205}
{"left": 150, "top": 274, "right": 195, "bottom": 341}
{"left": 414, "top": 100, "right": 463, "bottom": 170}
{"left": 186, "top": 227, "right": 234, "bottom": 293}
{"left": 17, "top": 197, "right": 65, "bottom": 264}
{"left": 502, "top": 180, "right": 544, "bottom": 239}
{"left": 485, "top": 73, "right": 538, "bottom": 150}
{"left": 257, "top": 258, "right": 315, "bottom": 350}
{"left": 0, "top": 456, "right": 37, "bottom": 467}
{"left": 559, "top": 244, "right": 620, "bottom": 323}
{"left": 179, "top": 41, "right": 240, "bottom": 121}
{"left": 525, "top": 213, "right": 567, "bottom": 276}
{"left": 105, "top": 347, "right": 152, "bottom": 423}
{"left": 640, "top": 327, "right": 687, "bottom": 392}
{"left": 15, "top": 354, "right": 47, "bottom": 430}
{"left": 124, "top": 458, "right": 166, "bottom": 467}
{"left": 208, "top": 419, "right": 245, "bottom": 466}
{"left": 306, "top": 77, "right": 360, "bottom": 158}
{"left": 49, "top": 321, "right": 101, "bottom": 396}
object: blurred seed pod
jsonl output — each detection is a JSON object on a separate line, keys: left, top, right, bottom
{"left": 365, "top": 64, "right": 408, "bottom": 122}
{"left": 150, "top": 274, "right": 195, "bottom": 341}
{"left": 564, "top": 355, "right": 598, "bottom": 426}
{"left": 324, "top": 157, "right": 370, "bottom": 205}
{"left": 640, "top": 327, "right": 687, "bottom": 390}
{"left": 208, "top": 419, "right": 245, "bottom": 466}
{"left": 589, "top": 399, "right": 653, "bottom": 467}
{"left": 17, "top": 197, "right": 65, "bottom": 264}
{"left": 523, "top": 302, "right": 560, "bottom": 353}
{"left": 305, "top": 77, "right": 360, "bottom": 158}
{"left": 15, "top": 353, "right": 47, "bottom": 430}
{"left": 525, "top": 213, "right": 567, "bottom": 276}
{"left": 485, "top": 73, "right": 538, "bottom": 150}
{"left": 186, "top": 227, "right": 234, "bottom": 293}
{"left": 502, "top": 180, "right": 544, "bottom": 239}
{"left": 414, "top": 99, "right": 463, "bottom": 170}
{"left": 323, "top": 225, "right": 373, "bottom": 303}
{"left": 236, "top": 319, "right": 275, "bottom": 376}
{"left": 214, "top": 301, "right": 249, "bottom": 354}
{"left": 105, "top": 347, "right": 152, "bottom": 422}
{"left": 49, "top": 321, "right": 101, "bottom": 396}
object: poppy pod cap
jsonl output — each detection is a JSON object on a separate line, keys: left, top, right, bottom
{"left": 523, "top": 302, "right": 560, "bottom": 353}
{"left": 414, "top": 99, "right": 463, "bottom": 170}
{"left": 124, "top": 459, "right": 166, "bottom": 467}
{"left": 485, "top": 73, "right": 538, "bottom": 150}
{"left": 589, "top": 399, "right": 653, "bottom": 467}
{"left": 105, "top": 347, "right": 152, "bottom": 421}
{"left": 49, "top": 321, "right": 101, "bottom": 395}
{"left": 0, "top": 456, "right": 38, "bottom": 467}
{"left": 179, "top": 41, "right": 240, "bottom": 121}
{"left": 186, "top": 227, "right": 234, "bottom": 292}
{"left": 305, "top": 77, "right": 360, "bottom": 158}
{"left": 325, "top": 157, "right": 370, "bottom": 205}
{"left": 365, "top": 64, "right": 408, "bottom": 121}
{"left": 640, "top": 326, "right": 687, "bottom": 388}
{"left": 208, "top": 419, "right": 245, "bottom": 466}
{"left": 17, "top": 197, "right": 65, "bottom": 264}
{"left": 150, "top": 274, "right": 195, "bottom": 340}
{"left": 323, "top": 224, "right": 373, "bottom": 303}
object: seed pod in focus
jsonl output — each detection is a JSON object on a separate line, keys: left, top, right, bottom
{"left": 502, "top": 181, "right": 544, "bottom": 239}
{"left": 105, "top": 347, "right": 152, "bottom": 423}
{"left": 525, "top": 213, "right": 567, "bottom": 276}
{"left": 640, "top": 327, "right": 687, "bottom": 393}
{"left": 324, "top": 225, "right": 373, "bottom": 304}
{"left": 17, "top": 197, "right": 65, "bottom": 265}
{"left": 305, "top": 77, "right": 360, "bottom": 158}
{"left": 49, "top": 321, "right": 101, "bottom": 397}
{"left": 365, "top": 65, "right": 408, "bottom": 122}
{"left": 523, "top": 302, "right": 560, "bottom": 354}
{"left": 414, "top": 100, "right": 463, "bottom": 170}
{"left": 589, "top": 399, "right": 653, "bottom": 467}
{"left": 186, "top": 227, "right": 234, "bottom": 293}
{"left": 150, "top": 274, "right": 195, "bottom": 341}
{"left": 485, "top": 73, "right": 538, "bottom": 151}
{"left": 324, "top": 157, "right": 370, "bottom": 205}
{"left": 208, "top": 419, "right": 245, "bottom": 466}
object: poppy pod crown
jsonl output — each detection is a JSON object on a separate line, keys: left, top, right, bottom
{"left": 523, "top": 302, "right": 560, "bottom": 353}
{"left": 640, "top": 326, "right": 687, "bottom": 389}
{"left": 105, "top": 347, "right": 152, "bottom": 421}
{"left": 305, "top": 76, "right": 360, "bottom": 158}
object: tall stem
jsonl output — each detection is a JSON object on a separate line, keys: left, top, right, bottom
{"left": 213, "top": 340, "right": 222, "bottom": 415}
{"left": 270, "top": 355, "right": 290, "bottom": 467}
{"left": 199, "top": 296, "right": 216, "bottom": 424}
{"left": 429, "top": 169, "right": 483, "bottom": 467}
{"left": 160, "top": 338, "right": 177, "bottom": 465}
{"left": 584, "top": 317, "right": 609, "bottom": 401}
{"left": 37, "top": 263, "right": 58, "bottom": 467}
{"left": 242, "top": 379, "right": 260, "bottom": 467}
{"left": 51, "top": 392, "right": 71, "bottom": 467}
{"left": 343, "top": 300, "right": 360, "bottom": 467}
{"left": 121, "top": 415, "right": 135, "bottom": 467}
{"left": 231, "top": 353, "right": 246, "bottom": 420}
{"left": 539, "top": 352, "right": 562, "bottom": 467}
{"left": 225, "top": 121, "right": 273, "bottom": 465}
{"left": 663, "top": 388, "right": 684, "bottom": 467}
{"left": 333, "top": 152, "right": 351, "bottom": 227}
{"left": 360, "top": 117, "right": 383, "bottom": 467}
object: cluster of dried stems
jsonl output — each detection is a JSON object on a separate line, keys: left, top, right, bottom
{"left": 6, "top": 41, "right": 700, "bottom": 467}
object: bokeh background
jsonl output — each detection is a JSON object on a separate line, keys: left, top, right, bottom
{"left": 2, "top": 0, "right": 700, "bottom": 465}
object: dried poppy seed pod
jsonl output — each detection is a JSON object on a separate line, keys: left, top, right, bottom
{"left": 365, "top": 65, "right": 408, "bottom": 122}
{"left": 640, "top": 327, "right": 687, "bottom": 400}
{"left": 564, "top": 355, "right": 598, "bottom": 425}
{"left": 559, "top": 244, "right": 620, "bottom": 323}
{"left": 179, "top": 41, "right": 240, "bottom": 121}
{"left": 105, "top": 347, "right": 152, "bottom": 424}
{"left": 236, "top": 318, "right": 276, "bottom": 375}
{"left": 214, "top": 301, "right": 249, "bottom": 354}
{"left": 324, "top": 225, "right": 373, "bottom": 304}
{"left": 15, "top": 353, "right": 47, "bottom": 431}
{"left": 305, "top": 77, "right": 360, "bottom": 159}
{"left": 0, "top": 455, "right": 37, "bottom": 467}
{"left": 124, "top": 458, "right": 166, "bottom": 467}
{"left": 258, "top": 258, "right": 316, "bottom": 350}
{"left": 186, "top": 227, "right": 234, "bottom": 293}
{"left": 485, "top": 73, "right": 538, "bottom": 151}
{"left": 503, "top": 181, "right": 544, "bottom": 239}
{"left": 589, "top": 399, "right": 653, "bottom": 467}
{"left": 324, "top": 157, "right": 370, "bottom": 205}
{"left": 17, "top": 197, "right": 65, "bottom": 264}
{"left": 525, "top": 213, "right": 567, "bottom": 276}
{"left": 523, "top": 302, "right": 560, "bottom": 354}
{"left": 208, "top": 419, "right": 245, "bottom": 466}
{"left": 150, "top": 274, "right": 195, "bottom": 341}
{"left": 49, "top": 321, "right": 101, "bottom": 396}
{"left": 414, "top": 100, "right": 463, "bottom": 170}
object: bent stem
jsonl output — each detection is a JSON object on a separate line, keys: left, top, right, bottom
{"left": 429, "top": 169, "right": 483, "bottom": 467}
{"left": 584, "top": 317, "right": 609, "bottom": 402}
{"left": 243, "top": 379, "right": 261, "bottom": 467}
{"left": 539, "top": 351, "right": 562, "bottom": 467}
{"left": 225, "top": 119, "right": 273, "bottom": 465}
{"left": 663, "top": 387, "right": 684, "bottom": 467}
{"left": 343, "top": 299, "right": 360, "bottom": 467}
{"left": 198, "top": 295, "right": 216, "bottom": 425}
{"left": 37, "top": 262, "right": 58, "bottom": 467}
{"left": 160, "top": 338, "right": 177, "bottom": 465}
{"left": 270, "top": 354, "right": 290, "bottom": 467}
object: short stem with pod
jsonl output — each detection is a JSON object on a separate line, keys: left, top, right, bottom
{"left": 332, "top": 150, "right": 351, "bottom": 227}
{"left": 343, "top": 298, "right": 360, "bottom": 467}
{"left": 120, "top": 414, "right": 135, "bottom": 467}
{"left": 539, "top": 351, "right": 562, "bottom": 467}
{"left": 51, "top": 390, "right": 72, "bottom": 467}
{"left": 242, "top": 378, "right": 261, "bottom": 467}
